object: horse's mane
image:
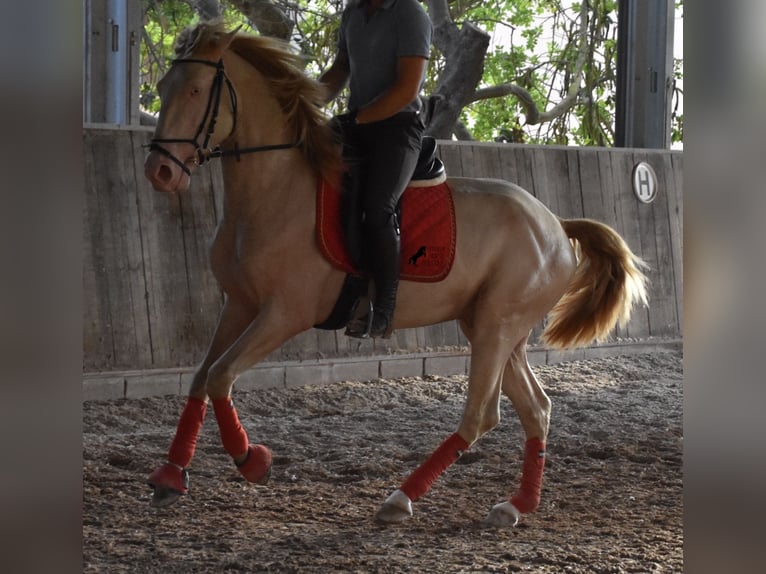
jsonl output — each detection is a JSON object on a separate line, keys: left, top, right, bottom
{"left": 175, "top": 22, "right": 342, "bottom": 181}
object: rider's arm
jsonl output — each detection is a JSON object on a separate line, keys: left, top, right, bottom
{"left": 318, "top": 50, "right": 350, "bottom": 105}
{"left": 355, "top": 56, "right": 428, "bottom": 124}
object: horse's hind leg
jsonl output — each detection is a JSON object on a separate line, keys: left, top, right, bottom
{"left": 148, "top": 299, "right": 255, "bottom": 507}
{"left": 376, "top": 322, "right": 513, "bottom": 524}
{"left": 485, "top": 337, "right": 551, "bottom": 527}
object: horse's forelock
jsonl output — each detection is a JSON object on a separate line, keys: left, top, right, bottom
{"left": 174, "top": 20, "right": 229, "bottom": 59}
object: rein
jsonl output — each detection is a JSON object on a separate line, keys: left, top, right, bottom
{"left": 148, "top": 57, "right": 298, "bottom": 176}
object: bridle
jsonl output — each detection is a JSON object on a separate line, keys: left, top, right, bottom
{"left": 148, "top": 57, "right": 298, "bottom": 176}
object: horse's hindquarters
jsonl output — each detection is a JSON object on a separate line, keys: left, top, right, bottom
{"left": 393, "top": 177, "right": 574, "bottom": 331}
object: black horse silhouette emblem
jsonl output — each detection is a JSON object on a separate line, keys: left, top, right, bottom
{"left": 408, "top": 245, "right": 427, "bottom": 266}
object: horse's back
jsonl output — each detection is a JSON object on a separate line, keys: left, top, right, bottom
{"left": 446, "top": 176, "right": 566, "bottom": 244}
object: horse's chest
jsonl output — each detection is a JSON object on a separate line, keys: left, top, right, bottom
{"left": 210, "top": 231, "right": 262, "bottom": 301}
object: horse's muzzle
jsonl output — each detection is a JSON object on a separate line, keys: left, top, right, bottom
{"left": 144, "top": 148, "right": 193, "bottom": 192}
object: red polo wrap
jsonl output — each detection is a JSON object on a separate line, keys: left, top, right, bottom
{"left": 211, "top": 397, "right": 249, "bottom": 459}
{"left": 400, "top": 432, "right": 469, "bottom": 502}
{"left": 167, "top": 396, "right": 207, "bottom": 468}
{"left": 510, "top": 437, "right": 546, "bottom": 513}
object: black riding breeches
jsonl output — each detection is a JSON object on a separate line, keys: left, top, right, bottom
{"left": 353, "top": 111, "right": 425, "bottom": 230}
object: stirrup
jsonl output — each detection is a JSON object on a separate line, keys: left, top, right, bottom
{"left": 345, "top": 299, "right": 375, "bottom": 339}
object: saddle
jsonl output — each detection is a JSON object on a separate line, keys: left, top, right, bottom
{"left": 314, "top": 137, "right": 455, "bottom": 330}
{"left": 412, "top": 136, "right": 446, "bottom": 182}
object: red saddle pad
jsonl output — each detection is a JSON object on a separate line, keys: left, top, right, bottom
{"left": 316, "top": 179, "right": 456, "bottom": 282}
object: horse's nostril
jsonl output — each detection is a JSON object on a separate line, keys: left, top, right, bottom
{"left": 158, "top": 164, "right": 173, "bottom": 183}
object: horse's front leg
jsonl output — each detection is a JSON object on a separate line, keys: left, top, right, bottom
{"left": 485, "top": 340, "right": 551, "bottom": 527}
{"left": 148, "top": 298, "right": 255, "bottom": 507}
{"left": 203, "top": 301, "right": 309, "bottom": 483}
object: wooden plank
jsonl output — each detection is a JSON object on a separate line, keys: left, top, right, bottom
{"left": 335, "top": 321, "right": 376, "bottom": 357}
{"left": 610, "top": 150, "right": 651, "bottom": 339}
{"left": 107, "top": 129, "right": 152, "bottom": 367}
{"left": 84, "top": 130, "right": 151, "bottom": 369}
{"left": 576, "top": 148, "right": 624, "bottom": 340}
{"left": 423, "top": 322, "right": 449, "bottom": 349}
{"left": 83, "top": 130, "right": 115, "bottom": 370}
{"left": 529, "top": 147, "right": 565, "bottom": 214}
{"left": 594, "top": 150, "right": 628, "bottom": 340}
{"left": 457, "top": 144, "right": 476, "bottom": 178}
{"left": 437, "top": 142, "right": 463, "bottom": 177}
{"left": 496, "top": 144, "right": 520, "bottom": 185}
{"left": 132, "top": 136, "right": 197, "bottom": 368}
{"left": 560, "top": 148, "right": 585, "bottom": 219}
{"left": 669, "top": 153, "right": 683, "bottom": 329}
{"left": 635, "top": 151, "right": 679, "bottom": 337}
{"left": 509, "top": 146, "right": 536, "bottom": 197}
{"left": 463, "top": 144, "right": 502, "bottom": 180}
{"left": 577, "top": 148, "right": 609, "bottom": 223}
{"left": 595, "top": 150, "right": 622, "bottom": 230}
{"left": 315, "top": 327, "right": 341, "bottom": 358}
{"left": 278, "top": 329, "right": 321, "bottom": 361}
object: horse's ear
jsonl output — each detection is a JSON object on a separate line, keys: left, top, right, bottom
{"left": 218, "top": 26, "right": 243, "bottom": 51}
{"left": 207, "top": 25, "right": 242, "bottom": 56}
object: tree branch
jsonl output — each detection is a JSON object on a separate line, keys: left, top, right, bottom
{"left": 472, "top": 83, "right": 540, "bottom": 124}
{"left": 228, "top": 0, "right": 293, "bottom": 40}
{"left": 191, "top": 0, "right": 221, "bottom": 20}
{"left": 452, "top": 120, "right": 473, "bottom": 141}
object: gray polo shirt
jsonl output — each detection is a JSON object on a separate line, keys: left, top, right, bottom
{"left": 338, "top": 0, "right": 432, "bottom": 113}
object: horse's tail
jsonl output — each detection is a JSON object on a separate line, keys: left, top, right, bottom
{"left": 541, "top": 218, "right": 649, "bottom": 349}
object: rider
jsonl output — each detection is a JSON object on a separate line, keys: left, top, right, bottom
{"left": 319, "top": 0, "right": 432, "bottom": 338}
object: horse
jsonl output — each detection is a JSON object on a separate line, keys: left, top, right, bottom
{"left": 143, "top": 22, "right": 648, "bottom": 527}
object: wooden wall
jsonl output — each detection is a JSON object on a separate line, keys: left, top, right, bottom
{"left": 83, "top": 127, "right": 683, "bottom": 372}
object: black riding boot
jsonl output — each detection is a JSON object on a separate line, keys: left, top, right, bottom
{"left": 346, "top": 218, "right": 401, "bottom": 339}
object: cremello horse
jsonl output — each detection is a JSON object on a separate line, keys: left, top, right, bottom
{"left": 143, "top": 23, "right": 648, "bottom": 527}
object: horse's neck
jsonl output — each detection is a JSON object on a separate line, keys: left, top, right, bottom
{"left": 218, "top": 153, "right": 316, "bottom": 237}
{"left": 219, "top": 55, "right": 316, "bottom": 226}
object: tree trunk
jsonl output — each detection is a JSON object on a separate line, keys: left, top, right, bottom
{"left": 192, "top": 0, "right": 221, "bottom": 21}
{"left": 228, "top": 0, "right": 293, "bottom": 40}
{"left": 424, "top": 1, "right": 489, "bottom": 139}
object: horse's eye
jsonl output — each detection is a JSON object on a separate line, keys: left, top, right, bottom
{"left": 191, "top": 86, "right": 201, "bottom": 97}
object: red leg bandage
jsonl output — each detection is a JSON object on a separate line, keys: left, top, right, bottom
{"left": 211, "top": 397, "right": 249, "bottom": 459}
{"left": 510, "top": 437, "right": 546, "bottom": 514}
{"left": 400, "top": 432, "right": 469, "bottom": 502}
{"left": 167, "top": 397, "right": 207, "bottom": 468}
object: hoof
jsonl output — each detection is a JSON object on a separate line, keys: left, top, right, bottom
{"left": 147, "top": 462, "right": 189, "bottom": 508}
{"left": 375, "top": 489, "right": 413, "bottom": 524}
{"left": 237, "top": 444, "right": 272, "bottom": 484}
{"left": 151, "top": 486, "right": 184, "bottom": 508}
{"left": 484, "top": 501, "right": 521, "bottom": 527}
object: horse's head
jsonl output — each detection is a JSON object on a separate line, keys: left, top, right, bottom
{"left": 144, "top": 24, "right": 240, "bottom": 192}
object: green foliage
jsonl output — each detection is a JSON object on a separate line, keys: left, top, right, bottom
{"left": 139, "top": 0, "right": 683, "bottom": 147}
{"left": 140, "top": 0, "right": 253, "bottom": 113}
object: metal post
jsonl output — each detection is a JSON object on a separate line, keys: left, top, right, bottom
{"left": 83, "top": 0, "right": 91, "bottom": 123}
{"left": 615, "top": 0, "right": 675, "bottom": 149}
{"left": 105, "top": 0, "right": 128, "bottom": 124}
